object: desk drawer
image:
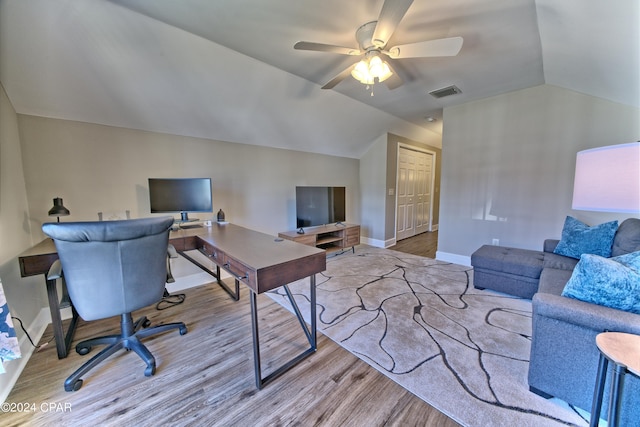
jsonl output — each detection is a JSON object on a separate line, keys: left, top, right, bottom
{"left": 19, "top": 253, "right": 59, "bottom": 277}
{"left": 199, "top": 242, "right": 256, "bottom": 290}
{"left": 221, "top": 255, "right": 256, "bottom": 289}
{"left": 170, "top": 235, "right": 199, "bottom": 252}
{"left": 199, "top": 242, "right": 222, "bottom": 263}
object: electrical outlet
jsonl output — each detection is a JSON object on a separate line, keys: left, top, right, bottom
{"left": 492, "top": 238, "right": 500, "bottom": 246}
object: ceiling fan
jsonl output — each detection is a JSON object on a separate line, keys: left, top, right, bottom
{"left": 294, "top": 0, "right": 463, "bottom": 91}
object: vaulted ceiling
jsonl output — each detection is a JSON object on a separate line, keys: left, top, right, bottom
{"left": 1, "top": 0, "right": 638, "bottom": 158}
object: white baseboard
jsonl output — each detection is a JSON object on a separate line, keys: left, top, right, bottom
{"left": 360, "top": 236, "right": 387, "bottom": 248}
{"left": 1, "top": 307, "right": 50, "bottom": 404}
{"left": 435, "top": 251, "right": 471, "bottom": 266}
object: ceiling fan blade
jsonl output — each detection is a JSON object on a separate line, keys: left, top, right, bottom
{"left": 387, "top": 36, "right": 463, "bottom": 59}
{"left": 372, "top": 0, "right": 414, "bottom": 48}
{"left": 321, "top": 64, "right": 355, "bottom": 89}
{"left": 383, "top": 61, "right": 403, "bottom": 90}
{"left": 294, "top": 41, "right": 361, "bottom": 56}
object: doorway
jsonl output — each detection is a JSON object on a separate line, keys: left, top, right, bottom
{"left": 396, "top": 145, "right": 435, "bottom": 241}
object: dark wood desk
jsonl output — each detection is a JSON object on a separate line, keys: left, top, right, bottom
{"left": 18, "top": 223, "right": 326, "bottom": 388}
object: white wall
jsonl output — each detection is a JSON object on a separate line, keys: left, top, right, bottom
{"left": 359, "top": 134, "right": 387, "bottom": 245}
{"left": 0, "top": 84, "right": 48, "bottom": 402}
{"left": 437, "top": 84, "right": 640, "bottom": 263}
{"left": 17, "top": 115, "right": 361, "bottom": 241}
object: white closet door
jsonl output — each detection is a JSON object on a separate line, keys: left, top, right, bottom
{"left": 396, "top": 147, "right": 433, "bottom": 241}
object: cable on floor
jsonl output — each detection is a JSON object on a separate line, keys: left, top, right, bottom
{"left": 156, "top": 289, "right": 186, "bottom": 310}
{"left": 11, "top": 316, "right": 53, "bottom": 351}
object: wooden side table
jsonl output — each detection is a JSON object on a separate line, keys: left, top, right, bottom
{"left": 590, "top": 332, "right": 640, "bottom": 427}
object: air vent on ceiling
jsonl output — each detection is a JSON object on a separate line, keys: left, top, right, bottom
{"left": 429, "top": 85, "right": 462, "bottom": 99}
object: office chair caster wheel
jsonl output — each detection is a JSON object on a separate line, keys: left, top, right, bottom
{"left": 65, "top": 379, "right": 83, "bottom": 392}
{"left": 76, "top": 345, "right": 91, "bottom": 355}
{"left": 145, "top": 364, "right": 156, "bottom": 377}
{"left": 179, "top": 326, "right": 188, "bottom": 335}
{"left": 142, "top": 318, "right": 151, "bottom": 328}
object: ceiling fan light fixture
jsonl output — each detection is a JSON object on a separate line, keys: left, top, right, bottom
{"left": 369, "top": 56, "right": 385, "bottom": 76}
{"left": 351, "top": 56, "right": 393, "bottom": 85}
{"left": 351, "top": 60, "right": 374, "bottom": 84}
{"left": 377, "top": 61, "right": 393, "bottom": 83}
{"left": 294, "top": 0, "right": 464, "bottom": 91}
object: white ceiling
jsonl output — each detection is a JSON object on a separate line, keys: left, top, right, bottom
{"left": 0, "top": 0, "right": 638, "bottom": 158}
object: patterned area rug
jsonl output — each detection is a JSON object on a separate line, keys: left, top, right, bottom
{"left": 268, "top": 247, "right": 588, "bottom": 427}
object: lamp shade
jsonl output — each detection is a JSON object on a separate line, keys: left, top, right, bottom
{"left": 48, "top": 197, "right": 70, "bottom": 217}
{"left": 571, "top": 142, "right": 640, "bottom": 213}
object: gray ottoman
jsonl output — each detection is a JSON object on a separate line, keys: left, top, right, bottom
{"left": 471, "top": 245, "right": 545, "bottom": 299}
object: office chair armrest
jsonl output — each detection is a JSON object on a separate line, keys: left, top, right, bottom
{"left": 46, "top": 259, "right": 63, "bottom": 281}
{"left": 168, "top": 243, "right": 178, "bottom": 259}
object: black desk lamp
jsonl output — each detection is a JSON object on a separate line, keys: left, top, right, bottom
{"left": 48, "top": 197, "right": 70, "bottom": 222}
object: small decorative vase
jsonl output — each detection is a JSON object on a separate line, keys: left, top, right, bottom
{"left": 217, "top": 209, "right": 225, "bottom": 222}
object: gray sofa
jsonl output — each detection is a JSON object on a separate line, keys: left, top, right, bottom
{"left": 471, "top": 243, "right": 579, "bottom": 299}
{"left": 471, "top": 218, "right": 640, "bottom": 424}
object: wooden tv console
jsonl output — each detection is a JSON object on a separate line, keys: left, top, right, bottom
{"left": 278, "top": 223, "right": 360, "bottom": 253}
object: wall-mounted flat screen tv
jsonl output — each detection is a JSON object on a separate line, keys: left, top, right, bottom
{"left": 149, "top": 178, "right": 212, "bottom": 222}
{"left": 296, "top": 186, "right": 346, "bottom": 229}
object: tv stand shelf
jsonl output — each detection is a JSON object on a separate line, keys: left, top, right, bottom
{"left": 278, "top": 223, "right": 360, "bottom": 254}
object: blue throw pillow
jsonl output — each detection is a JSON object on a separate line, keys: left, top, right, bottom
{"left": 614, "top": 251, "right": 640, "bottom": 270}
{"left": 561, "top": 251, "right": 640, "bottom": 314}
{"left": 553, "top": 216, "right": 618, "bottom": 259}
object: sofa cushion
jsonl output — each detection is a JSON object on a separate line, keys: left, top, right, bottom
{"left": 542, "top": 252, "right": 579, "bottom": 271}
{"left": 553, "top": 216, "right": 618, "bottom": 259}
{"left": 538, "top": 268, "right": 573, "bottom": 294}
{"left": 471, "top": 245, "right": 544, "bottom": 279}
{"left": 611, "top": 218, "right": 640, "bottom": 257}
{"left": 561, "top": 251, "right": 640, "bottom": 314}
{"left": 543, "top": 239, "right": 560, "bottom": 253}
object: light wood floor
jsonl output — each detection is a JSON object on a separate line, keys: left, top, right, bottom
{"left": 389, "top": 230, "right": 438, "bottom": 259}
{"left": 6, "top": 280, "right": 460, "bottom": 426}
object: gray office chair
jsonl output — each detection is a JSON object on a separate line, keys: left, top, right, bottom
{"left": 42, "top": 216, "right": 187, "bottom": 392}
{"left": 95, "top": 210, "right": 178, "bottom": 285}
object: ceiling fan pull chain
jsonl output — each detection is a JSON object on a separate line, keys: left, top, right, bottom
{"left": 365, "top": 84, "right": 374, "bottom": 97}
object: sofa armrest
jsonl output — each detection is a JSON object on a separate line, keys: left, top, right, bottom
{"left": 532, "top": 292, "right": 640, "bottom": 334}
{"left": 543, "top": 239, "right": 559, "bottom": 253}
{"left": 529, "top": 289, "right": 640, "bottom": 420}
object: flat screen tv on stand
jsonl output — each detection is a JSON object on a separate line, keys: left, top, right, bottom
{"left": 295, "top": 186, "right": 346, "bottom": 233}
{"left": 149, "top": 178, "right": 213, "bottom": 223}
